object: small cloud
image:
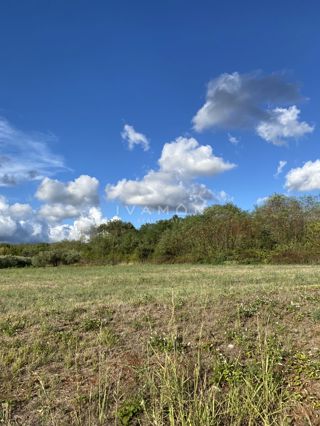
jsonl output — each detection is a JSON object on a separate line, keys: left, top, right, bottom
{"left": 121, "top": 124, "right": 150, "bottom": 151}
{"left": 228, "top": 133, "right": 239, "bottom": 145}
{"left": 274, "top": 160, "right": 287, "bottom": 178}
{"left": 214, "top": 190, "right": 234, "bottom": 203}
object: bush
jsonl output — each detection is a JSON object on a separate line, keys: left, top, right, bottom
{"left": 269, "top": 244, "right": 317, "bottom": 264}
{"left": 62, "top": 249, "right": 81, "bottom": 265}
{"left": 31, "top": 250, "right": 81, "bottom": 267}
{"left": 0, "top": 256, "right": 32, "bottom": 269}
{"left": 234, "top": 249, "right": 270, "bottom": 264}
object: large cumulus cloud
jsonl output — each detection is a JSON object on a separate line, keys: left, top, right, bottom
{"left": 0, "top": 176, "right": 108, "bottom": 243}
{"left": 36, "top": 175, "right": 99, "bottom": 222}
{"left": 106, "top": 137, "right": 235, "bottom": 212}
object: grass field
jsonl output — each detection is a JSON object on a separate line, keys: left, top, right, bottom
{"left": 1, "top": 264, "right": 320, "bottom": 425}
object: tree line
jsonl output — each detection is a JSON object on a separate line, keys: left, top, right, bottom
{"left": 1, "top": 194, "right": 320, "bottom": 267}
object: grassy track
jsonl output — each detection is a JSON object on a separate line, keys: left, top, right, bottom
{"left": 1, "top": 264, "right": 320, "bottom": 424}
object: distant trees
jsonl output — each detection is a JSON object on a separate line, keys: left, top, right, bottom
{"left": 1, "top": 194, "right": 320, "bottom": 266}
{"left": 305, "top": 221, "right": 320, "bottom": 248}
{"left": 253, "top": 195, "right": 305, "bottom": 245}
{"left": 86, "top": 196, "right": 320, "bottom": 264}
{"left": 90, "top": 221, "right": 138, "bottom": 263}
{"left": 137, "top": 217, "right": 179, "bottom": 261}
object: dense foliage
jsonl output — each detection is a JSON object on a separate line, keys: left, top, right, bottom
{"left": 0, "top": 255, "right": 32, "bottom": 269}
{"left": 1, "top": 194, "right": 320, "bottom": 266}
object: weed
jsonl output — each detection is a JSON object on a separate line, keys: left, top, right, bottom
{"left": 81, "top": 317, "right": 108, "bottom": 332}
{"left": 117, "top": 398, "right": 143, "bottom": 425}
{"left": 148, "top": 332, "right": 185, "bottom": 352}
{"left": 98, "top": 327, "right": 118, "bottom": 347}
{"left": 312, "top": 308, "right": 320, "bottom": 321}
{"left": 0, "top": 317, "right": 25, "bottom": 336}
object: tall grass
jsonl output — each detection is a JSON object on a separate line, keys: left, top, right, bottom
{"left": 142, "top": 328, "right": 289, "bottom": 425}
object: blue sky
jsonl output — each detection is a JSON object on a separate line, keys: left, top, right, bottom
{"left": 0, "top": 0, "right": 320, "bottom": 242}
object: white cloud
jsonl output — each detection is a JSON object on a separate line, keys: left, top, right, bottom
{"left": 192, "top": 72, "right": 313, "bottom": 145}
{"left": 106, "top": 137, "right": 235, "bottom": 212}
{"left": 0, "top": 197, "right": 109, "bottom": 243}
{"left": 36, "top": 175, "right": 99, "bottom": 206}
{"left": 215, "top": 190, "right": 234, "bottom": 203}
{"left": 0, "top": 123, "right": 106, "bottom": 242}
{"left": 256, "top": 106, "right": 314, "bottom": 145}
{"left": 48, "top": 207, "right": 108, "bottom": 242}
{"left": 9, "top": 203, "right": 33, "bottom": 218}
{"left": 256, "top": 196, "right": 269, "bottom": 206}
{"left": 36, "top": 175, "right": 99, "bottom": 221}
{"left": 274, "top": 160, "right": 287, "bottom": 178}
{"left": 159, "top": 137, "right": 234, "bottom": 179}
{"left": 38, "top": 204, "right": 81, "bottom": 222}
{"left": 285, "top": 160, "right": 320, "bottom": 192}
{"left": 0, "top": 117, "right": 65, "bottom": 186}
{"left": 0, "top": 196, "right": 48, "bottom": 243}
{"left": 35, "top": 175, "right": 109, "bottom": 241}
{"left": 0, "top": 176, "right": 110, "bottom": 243}
{"left": 192, "top": 72, "right": 301, "bottom": 132}
{"left": 107, "top": 173, "right": 213, "bottom": 211}
{"left": 121, "top": 124, "right": 150, "bottom": 151}
{"left": 228, "top": 134, "right": 239, "bottom": 145}
{"left": 0, "top": 215, "right": 17, "bottom": 238}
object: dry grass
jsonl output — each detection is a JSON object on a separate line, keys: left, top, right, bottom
{"left": 1, "top": 264, "right": 320, "bottom": 425}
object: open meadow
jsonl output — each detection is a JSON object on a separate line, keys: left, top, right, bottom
{"left": 1, "top": 264, "right": 320, "bottom": 425}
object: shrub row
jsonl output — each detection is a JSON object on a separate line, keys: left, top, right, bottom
{"left": 0, "top": 256, "right": 32, "bottom": 268}
{"left": 31, "top": 250, "right": 81, "bottom": 267}
{"left": 0, "top": 250, "right": 81, "bottom": 268}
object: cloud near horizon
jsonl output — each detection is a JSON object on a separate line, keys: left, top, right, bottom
{"left": 106, "top": 137, "right": 235, "bottom": 212}
{"left": 0, "top": 195, "right": 48, "bottom": 243}
{"left": 192, "top": 72, "right": 313, "bottom": 145}
{"left": 36, "top": 175, "right": 100, "bottom": 222}
{"left": 0, "top": 176, "right": 109, "bottom": 243}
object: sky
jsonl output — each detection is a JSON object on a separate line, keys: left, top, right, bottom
{"left": 0, "top": 0, "right": 320, "bottom": 242}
